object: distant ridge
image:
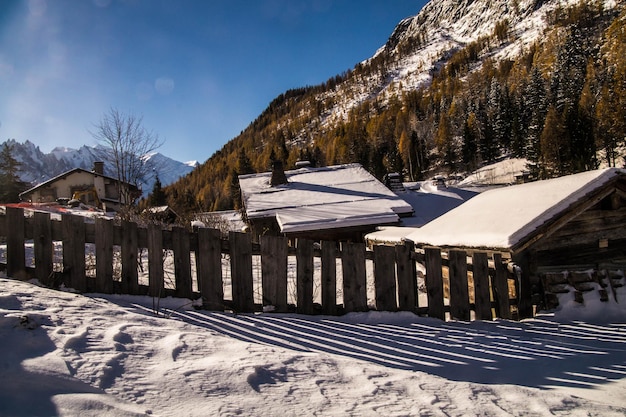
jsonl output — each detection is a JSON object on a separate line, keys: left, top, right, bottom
{"left": 2, "top": 139, "right": 196, "bottom": 197}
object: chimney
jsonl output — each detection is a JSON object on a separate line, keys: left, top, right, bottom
{"left": 93, "top": 161, "right": 104, "bottom": 175}
{"left": 270, "top": 160, "right": 288, "bottom": 186}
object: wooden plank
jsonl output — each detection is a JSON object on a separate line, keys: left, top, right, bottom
{"left": 33, "top": 211, "right": 53, "bottom": 286}
{"left": 6, "top": 207, "right": 26, "bottom": 279}
{"left": 493, "top": 253, "right": 511, "bottom": 319}
{"left": 514, "top": 253, "right": 533, "bottom": 319}
{"left": 147, "top": 224, "right": 164, "bottom": 298}
{"left": 62, "top": 214, "right": 86, "bottom": 292}
{"left": 121, "top": 220, "right": 139, "bottom": 295}
{"left": 374, "top": 244, "right": 397, "bottom": 311}
{"left": 321, "top": 241, "right": 337, "bottom": 315}
{"left": 95, "top": 217, "right": 114, "bottom": 294}
{"left": 449, "top": 250, "right": 470, "bottom": 321}
{"left": 396, "top": 241, "right": 417, "bottom": 312}
{"left": 197, "top": 228, "right": 224, "bottom": 310}
{"left": 230, "top": 232, "right": 254, "bottom": 313}
{"left": 424, "top": 247, "right": 445, "bottom": 320}
{"left": 341, "top": 242, "right": 368, "bottom": 312}
{"left": 260, "top": 235, "right": 288, "bottom": 312}
{"left": 472, "top": 252, "right": 492, "bottom": 321}
{"left": 296, "top": 238, "right": 315, "bottom": 315}
{"left": 172, "top": 226, "right": 192, "bottom": 299}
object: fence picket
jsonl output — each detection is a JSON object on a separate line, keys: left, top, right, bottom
{"left": 6, "top": 207, "right": 26, "bottom": 279}
{"left": 147, "top": 224, "right": 164, "bottom": 298}
{"left": 121, "top": 220, "right": 139, "bottom": 295}
{"left": 425, "top": 247, "right": 445, "bottom": 320}
{"left": 197, "top": 228, "right": 224, "bottom": 310}
{"left": 449, "top": 250, "right": 470, "bottom": 321}
{"left": 472, "top": 252, "right": 492, "bottom": 320}
{"left": 374, "top": 244, "right": 397, "bottom": 311}
{"left": 296, "top": 238, "right": 315, "bottom": 314}
{"left": 260, "top": 235, "right": 288, "bottom": 312}
{"left": 396, "top": 242, "right": 417, "bottom": 311}
{"left": 230, "top": 231, "right": 254, "bottom": 313}
{"left": 62, "top": 214, "right": 86, "bottom": 292}
{"left": 33, "top": 212, "right": 53, "bottom": 286}
{"left": 95, "top": 218, "right": 114, "bottom": 294}
{"left": 172, "top": 226, "right": 192, "bottom": 299}
{"left": 493, "top": 253, "right": 511, "bottom": 319}
{"left": 341, "top": 242, "right": 367, "bottom": 312}
{"left": 321, "top": 241, "right": 337, "bottom": 315}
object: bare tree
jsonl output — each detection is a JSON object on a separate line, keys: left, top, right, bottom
{"left": 91, "top": 108, "right": 163, "bottom": 206}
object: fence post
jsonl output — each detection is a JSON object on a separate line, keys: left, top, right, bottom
{"left": 62, "top": 214, "right": 86, "bottom": 292}
{"left": 449, "top": 249, "right": 470, "bottom": 321}
{"left": 374, "top": 244, "right": 397, "bottom": 311}
{"left": 121, "top": 220, "right": 139, "bottom": 295}
{"left": 95, "top": 217, "right": 113, "bottom": 294}
{"left": 6, "top": 207, "right": 25, "bottom": 279}
{"left": 424, "top": 247, "right": 445, "bottom": 320}
{"left": 321, "top": 240, "right": 337, "bottom": 315}
{"left": 493, "top": 253, "right": 511, "bottom": 319}
{"left": 148, "top": 224, "right": 164, "bottom": 298}
{"left": 396, "top": 241, "right": 417, "bottom": 312}
{"left": 472, "top": 252, "right": 492, "bottom": 320}
{"left": 296, "top": 238, "right": 314, "bottom": 314}
{"left": 33, "top": 211, "right": 53, "bottom": 286}
{"left": 197, "top": 228, "right": 224, "bottom": 311}
{"left": 230, "top": 231, "right": 254, "bottom": 313}
{"left": 172, "top": 226, "right": 192, "bottom": 299}
{"left": 341, "top": 242, "right": 367, "bottom": 312}
{"left": 260, "top": 235, "right": 288, "bottom": 312}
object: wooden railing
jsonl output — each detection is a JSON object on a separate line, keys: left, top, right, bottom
{"left": 0, "top": 207, "right": 518, "bottom": 320}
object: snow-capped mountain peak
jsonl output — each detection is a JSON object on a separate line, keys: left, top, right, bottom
{"left": 3, "top": 139, "right": 194, "bottom": 197}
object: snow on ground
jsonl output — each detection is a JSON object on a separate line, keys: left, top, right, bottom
{"left": 1, "top": 277, "right": 625, "bottom": 417}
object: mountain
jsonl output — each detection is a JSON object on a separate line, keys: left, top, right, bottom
{"left": 166, "top": 0, "right": 625, "bottom": 214}
{"left": 3, "top": 139, "right": 197, "bottom": 197}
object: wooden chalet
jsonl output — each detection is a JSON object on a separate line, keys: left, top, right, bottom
{"left": 398, "top": 168, "right": 626, "bottom": 318}
{"left": 238, "top": 162, "right": 414, "bottom": 242}
{"left": 19, "top": 162, "right": 140, "bottom": 211}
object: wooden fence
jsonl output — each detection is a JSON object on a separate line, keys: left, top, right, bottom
{"left": 0, "top": 207, "right": 518, "bottom": 320}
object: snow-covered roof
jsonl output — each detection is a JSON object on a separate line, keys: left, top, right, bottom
{"left": 238, "top": 163, "right": 414, "bottom": 233}
{"left": 403, "top": 168, "right": 625, "bottom": 251}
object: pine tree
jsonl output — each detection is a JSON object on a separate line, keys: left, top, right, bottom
{"left": 236, "top": 148, "right": 254, "bottom": 175}
{"left": 524, "top": 66, "right": 547, "bottom": 178}
{"left": 435, "top": 110, "right": 456, "bottom": 170}
{"left": 0, "top": 142, "right": 28, "bottom": 203}
{"left": 548, "top": 26, "right": 594, "bottom": 173}
{"left": 148, "top": 174, "right": 167, "bottom": 207}
{"left": 596, "top": 9, "right": 626, "bottom": 166}
{"left": 462, "top": 112, "right": 480, "bottom": 171}
{"left": 540, "top": 105, "right": 568, "bottom": 178}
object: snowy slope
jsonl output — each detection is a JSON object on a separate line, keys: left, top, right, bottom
{"left": 0, "top": 277, "right": 625, "bottom": 416}
{"left": 316, "top": 0, "right": 620, "bottom": 131}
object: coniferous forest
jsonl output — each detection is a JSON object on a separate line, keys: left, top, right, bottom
{"left": 164, "top": 2, "right": 626, "bottom": 215}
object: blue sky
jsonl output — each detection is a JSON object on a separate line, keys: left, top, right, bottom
{"left": 0, "top": 0, "right": 427, "bottom": 163}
